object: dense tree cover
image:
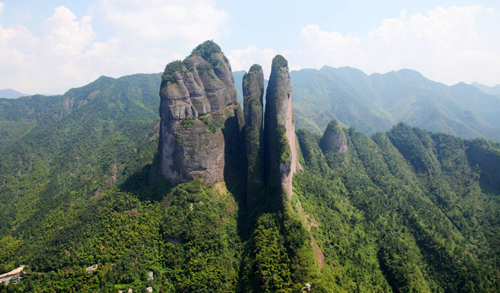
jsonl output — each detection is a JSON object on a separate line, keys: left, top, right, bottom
{"left": 1, "top": 71, "right": 500, "bottom": 292}
{"left": 294, "top": 122, "right": 500, "bottom": 291}
{"left": 0, "top": 182, "right": 240, "bottom": 292}
{"left": 191, "top": 40, "right": 229, "bottom": 70}
{"left": 0, "top": 73, "right": 162, "bottom": 240}
{"left": 1, "top": 189, "right": 168, "bottom": 292}
{"left": 0, "top": 74, "right": 166, "bottom": 291}
{"left": 238, "top": 208, "right": 318, "bottom": 292}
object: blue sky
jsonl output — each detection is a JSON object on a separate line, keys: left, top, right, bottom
{"left": 1, "top": 0, "right": 499, "bottom": 94}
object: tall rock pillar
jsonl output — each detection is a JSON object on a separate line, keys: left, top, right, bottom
{"left": 243, "top": 64, "right": 265, "bottom": 206}
{"left": 158, "top": 41, "right": 244, "bottom": 185}
{"left": 264, "top": 55, "right": 297, "bottom": 203}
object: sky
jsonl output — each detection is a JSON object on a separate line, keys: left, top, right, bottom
{"left": 0, "top": 0, "right": 499, "bottom": 95}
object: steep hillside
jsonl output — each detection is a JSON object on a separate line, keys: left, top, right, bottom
{"left": 292, "top": 67, "right": 394, "bottom": 134}
{"left": 0, "top": 74, "right": 161, "bottom": 148}
{"left": 0, "top": 73, "right": 163, "bottom": 245}
{"left": 2, "top": 112, "right": 500, "bottom": 292}
{"left": 295, "top": 122, "right": 500, "bottom": 291}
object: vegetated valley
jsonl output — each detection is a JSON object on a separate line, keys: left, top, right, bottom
{"left": 0, "top": 41, "right": 499, "bottom": 292}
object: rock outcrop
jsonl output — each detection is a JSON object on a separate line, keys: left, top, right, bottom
{"left": 319, "top": 119, "right": 348, "bottom": 154}
{"left": 264, "top": 55, "right": 297, "bottom": 202}
{"left": 243, "top": 65, "right": 265, "bottom": 206}
{"left": 158, "top": 41, "right": 244, "bottom": 184}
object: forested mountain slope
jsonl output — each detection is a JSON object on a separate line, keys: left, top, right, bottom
{"left": 295, "top": 122, "right": 500, "bottom": 291}
{"left": 0, "top": 74, "right": 161, "bottom": 148}
{"left": 0, "top": 73, "right": 165, "bottom": 283}
{"left": 2, "top": 103, "right": 500, "bottom": 291}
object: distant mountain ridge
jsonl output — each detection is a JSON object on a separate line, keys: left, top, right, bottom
{"left": 0, "top": 89, "right": 28, "bottom": 99}
{"left": 288, "top": 66, "right": 500, "bottom": 141}
{"left": 234, "top": 67, "right": 500, "bottom": 141}
{"left": 0, "top": 74, "right": 161, "bottom": 148}
{"left": 6, "top": 68, "right": 496, "bottom": 146}
{"left": 471, "top": 82, "right": 500, "bottom": 96}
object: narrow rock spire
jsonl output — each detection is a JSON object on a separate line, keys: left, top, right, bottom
{"left": 264, "top": 55, "right": 297, "bottom": 203}
{"left": 243, "top": 64, "right": 265, "bottom": 206}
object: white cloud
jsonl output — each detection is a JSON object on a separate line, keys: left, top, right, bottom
{"left": 486, "top": 7, "right": 497, "bottom": 18}
{"left": 42, "top": 7, "right": 95, "bottom": 56}
{"left": 0, "top": 1, "right": 229, "bottom": 94}
{"left": 0, "top": 8, "right": 97, "bottom": 93}
{"left": 0, "top": 7, "right": 100, "bottom": 94}
{"left": 227, "top": 46, "right": 305, "bottom": 79}
{"left": 368, "top": 5, "right": 499, "bottom": 85}
{"left": 372, "top": 6, "right": 481, "bottom": 48}
{"left": 100, "top": 0, "right": 228, "bottom": 48}
{"left": 296, "top": 6, "right": 500, "bottom": 86}
{"left": 298, "top": 24, "right": 366, "bottom": 69}
{"left": 0, "top": 3, "right": 4, "bottom": 16}
{"left": 2, "top": 3, "right": 499, "bottom": 94}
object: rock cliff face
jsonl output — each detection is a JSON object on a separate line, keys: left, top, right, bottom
{"left": 319, "top": 119, "right": 348, "bottom": 154}
{"left": 158, "top": 41, "right": 244, "bottom": 184}
{"left": 243, "top": 65, "right": 265, "bottom": 205}
{"left": 264, "top": 55, "right": 297, "bottom": 202}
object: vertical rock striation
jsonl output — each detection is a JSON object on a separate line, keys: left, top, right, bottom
{"left": 158, "top": 41, "right": 244, "bottom": 184}
{"left": 264, "top": 55, "right": 297, "bottom": 203}
{"left": 243, "top": 64, "right": 265, "bottom": 206}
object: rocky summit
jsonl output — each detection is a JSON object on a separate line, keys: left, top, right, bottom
{"left": 158, "top": 44, "right": 299, "bottom": 205}
{"left": 158, "top": 41, "right": 244, "bottom": 184}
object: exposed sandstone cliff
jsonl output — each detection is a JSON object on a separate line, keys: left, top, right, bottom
{"left": 158, "top": 41, "right": 244, "bottom": 184}
{"left": 264, "top": 55, "right": 297, "bottom": 202}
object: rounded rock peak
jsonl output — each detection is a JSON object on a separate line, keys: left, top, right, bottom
{"left": 320, "top": 119, "right": 348, "bottom": 154}
{"left": 191, "top": 40, "right": 223, "bottom": 61}
{"left": 271, "top": 55, "right": 288, "bottom": 69}
{"left": 249, "top": 64, "right": 263, "bottom": 73}
{"left": 325, "top": 119, "right": 339, "bottom": 130}
{"left": 161, "top": 60, "right": 187, "bottom": 84}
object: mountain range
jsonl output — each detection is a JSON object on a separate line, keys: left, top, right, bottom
{"left": 471, "top": 82, "right": 500, "bottom": 96}
{"left": 4, "top": 67, "right": 500, "bottom": 143}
